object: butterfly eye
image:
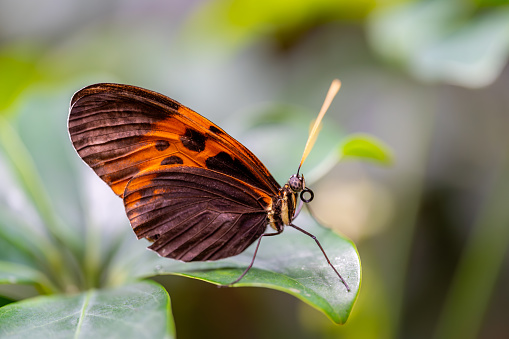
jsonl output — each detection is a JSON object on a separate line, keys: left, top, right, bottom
{"left": 288, "top": 174, "right": 304, "bottom": 192}
{"left": 300, "top": 187, "right": 314, "bottom": 203}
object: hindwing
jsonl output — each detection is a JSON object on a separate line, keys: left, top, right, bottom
{"left": 124, "top": 166, "right": 272, "bottom": 261}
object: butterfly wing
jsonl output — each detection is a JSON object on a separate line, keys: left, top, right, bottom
{"left": 68, "top": 83, "right": 280, "bottom": 198}
{"left": 68, "top": 83, "right": 281, "bottom": 261}
{"left": 124, "top": 166, "right": 271, "bottom": 261}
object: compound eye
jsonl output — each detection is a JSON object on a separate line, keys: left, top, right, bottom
{"left": 288, "top": 175, "right": 303, "bottom": 192}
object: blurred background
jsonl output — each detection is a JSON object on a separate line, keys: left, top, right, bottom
{"left": 1, "top": 0, "right": 509, "bottom": 338}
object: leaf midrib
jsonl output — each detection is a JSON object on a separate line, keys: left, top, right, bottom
{"left": 74, "top": 290, "right": 93, "bottom": 339}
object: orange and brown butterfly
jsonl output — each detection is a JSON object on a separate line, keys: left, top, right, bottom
{"left": 68, "top": 80, "right": 349, "bottom": 291}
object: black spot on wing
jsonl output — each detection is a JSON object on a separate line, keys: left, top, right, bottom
{"left": 155, "top": 140, "right": 170, "bottom": 151}
{"left": 180, "top": 128, "right": 206, "bottom": 152}
{"left": 209, "top": 125, "right": 223, "bottom": 134}
{"left": 161, "top": 155, "right": 184, "bottom": 165}
{"left": 205, "top": 151, "right": 261, "bottom": 189}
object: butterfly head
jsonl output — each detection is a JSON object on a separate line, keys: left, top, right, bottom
{"left": 288, "top": 174, "right": 314, "bottom": 204}
{"left": 288, "top": 174, "right": 304, "bottom": 192}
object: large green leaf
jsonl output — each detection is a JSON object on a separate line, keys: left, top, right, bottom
{"left": 130, "top": 214, "right": 361, "bottom": 324}
{"left": 0, "top": 281, "right": 174, "bottom": 339}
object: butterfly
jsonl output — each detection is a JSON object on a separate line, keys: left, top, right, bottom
{"left": 68, "top": 79, "right": 349, "bottom": 291}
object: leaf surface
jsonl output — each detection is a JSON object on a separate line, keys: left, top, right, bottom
{"left": 131, "top": 214, "right": 361, "bottom": 324}
{"left": 0, "top": 281, "right": 174, "bottom": 339}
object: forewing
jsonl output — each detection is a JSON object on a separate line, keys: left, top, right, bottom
{"left": 68, "top": 83, "right": 280, "bottom": 198}
{"left": 123, "top": 166, "right": 272, "bottom": 261}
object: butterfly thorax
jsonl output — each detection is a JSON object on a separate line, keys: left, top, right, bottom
{"left": 267, "top": 184, "right": 298, "bottom": 231}
{"left": 268, "top": 174, "right": 305, "bottom": 231}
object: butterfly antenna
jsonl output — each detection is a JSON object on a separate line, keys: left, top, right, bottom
{"left": 297, "top": 79, "right": 341, "bottom": 176}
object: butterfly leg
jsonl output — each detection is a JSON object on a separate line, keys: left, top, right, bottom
{"left": 289, "top": 223, "right": 350, "bottom": 291}
{"left": 222, "top": 229, "right": 283, "bottom": 287}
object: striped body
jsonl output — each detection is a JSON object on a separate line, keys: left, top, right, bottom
{"left": 268, "top": 183, "right": 299, "bottom": 231}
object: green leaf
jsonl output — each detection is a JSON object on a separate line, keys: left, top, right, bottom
{"left": 0, "top": 115, "right": 74, "bottom": 245}
{"left": 0, "top": 295, "right": 14, "bottom": 308}
{"left": 0, "top": 261, "right": 46, "bottom": 286}
{"left": 0, "top": 116, "right": 82, "bottom": 293}
{"left": 0, "top": 49, "right": 40, "bottom": 112}
{"left": 339, "top": 134, "right": 393, "bottom": 165}
{"left": 410, "top": 9, "right": 509, "bottom": 88}
{"left": 0, "top": 260, "right": 58, "bottom": 296}
{"left": 0, "top": 281, "right": 175, "bottom": 339}
{"left": 0, "top": 213, "right": 40, "bottom": 267}
{"left": 132, "top": 215, "right": 361, "bottom": 324}
{"left": 187, "top": 0, "right": 374, "bottom": 51}
{"left": 368, "top": 1, "right": 509, "bottom": 87}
